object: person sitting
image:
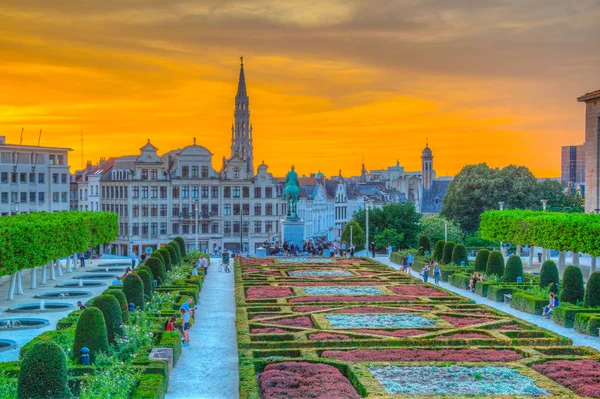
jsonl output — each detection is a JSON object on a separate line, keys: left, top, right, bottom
{"left": 191, "top": 266, "right": 199, "bottom": 276}
{"left": 547, "top": 295, "right": 559, "bottom": 318}
{"left": 165, "top": 316, "right": 177, "bottom": 331}
{"left": 469, "top": 272, "right": 481, "bottom": 292}
{"left": 543, "top": 294, "right": 559, "bottom": 318}
{"left": 112, "top": 276, "right": 123, "bottom": 286}
{"left": 77, "top": 301, "right": 87, "bottom": 311}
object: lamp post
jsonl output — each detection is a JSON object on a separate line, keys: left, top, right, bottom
{"left": 365, "top": 198, "right": 369, "bottom": 255}
{"left": 499, "top": 202, "right": 504, "bottom": 254}
{"left": 195, "top": 199, "right": 199, "bottom": 252}
{"left": 444, "top": 220, "right": 448, "bottom": 242}
{"left": 541, "top": 199, "right": 548, "bottom": 211}
{"left": 350, "top": 224, "right": 354, "bottom": 248}
{"left": 240, "top": 190, "right": 243, "bottom": 254}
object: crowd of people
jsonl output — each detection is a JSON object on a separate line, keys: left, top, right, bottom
{"left": 261, "top": 238, "right": 361, "bottom": 258}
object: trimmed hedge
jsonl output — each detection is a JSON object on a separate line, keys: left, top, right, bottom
{"left": 487, "top": 285, "right": 517, "bottom": 302}
{"left": 474, "top": 281, "right": 496, "bottom": 297}
{"left": 131, "top": 374, "right": 167, "bottom": 399}
{"left": 574, "top": 312, "right": 599, "bottom": 335}
{"left": 539, "top": 260, "right": 559, "bottom": 293}
{"left": 433, "top": 240, "right": 445, "bottom": 262}
{"left": 584, "top": 271, "right": 600, "bottom": 308}
{"left": 560, "top": 265, "right": 584, "bottom": 304}
{"left": 73, "top": 307, "right": 109, "bottom": 364}
{"left": 159, "top": 332, "right": 182, "bottom": 366}
{"left": 105, "top": 288, "right": 129, "bottom": 323}
{"left": 138, "top": 267, "right": 154, "bottom": 299}
{"left": 510, "top": 290, "right": 547, "bottom": 315}
{"left": 17, "top": 341, "right": 70, "bottom": 399}
{"left": 451, "top": 244, "right": 468, "bottom": 266}
{"left": 440, "top": 266, "right": 473, "bottom": 282}
{"left": 442, "top": 241, "right": 455, "bottom": 265}
{"left": 502, "top": 255, "right": 523, "bottom": 283}
{"left": 417, "top": 236, "right": 430, "bottom": 255}
{"left": 474, "top": 249, "right": 489, "bottom": 273}
{"left": 165, "top": 245, "right": 178, "bottom": 267}
{"left": 168, "top": 242, "right": 182, "bottom": 266}
{"left": 174, "top": 236, "right": 187, "bottom": 257}
{"left": 551, "top": 303, "right": 600, "bottom": 328}
{"left": 88, "top": 294, "right": 122, "bottom": 344}
{"left": 123, "top": 273, "right": 145, "bottom": 310}
{"left": 449, "top": 273, "right": 470, "bottom": 290}
{"left": 486, "top": 250, "right": 505, "bottom": 277}
{"left": 145, "top": 257, "right": 166, "bottom": 284}
{"left": 587, "top": 316, "right": 600, "bottom": 336}
{"left": 156, "top": 248, "right": 172, "bottom": 271}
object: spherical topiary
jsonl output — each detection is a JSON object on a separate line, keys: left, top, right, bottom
{"left": 539, "top": 260, "right": 559, "bottom": 293}
{"left": 584, "top": 272, "right": 600, "bottom": 308}
{"left": 442, "top": 241, "right": 455, "bottom": 265}
{"left": 89, "top": 294, "right": 122, "bottom": 344}
{"left": 105, "top": 288, "right": 129, "bottom": 323}
{"left": 560, "top": 265, "right": 585, "bottom": 304}
{"left": 475, "top": 249, "right": 490, "bottom": 273}
{"left": 157, "top": 248, "right": 172, "bottom": 271}
{"left": 417, "top": 236, "right": 430, "bottom": 255}
{"left": 174, "top": 236, "right": 187, "bottom": 257}
{"left": 486, "top": 250, "right": 505, "bottom": 277}
{"left": 18, "top": 341, "right": 70, "bottom": 399}
{"left": 166, "top": 244, "right": 178, "bottom": 267}
{"left": 451, "top": 244, "right": 468, "bottom": 266}
{"left": 502, "top": 255, "right": 523, "bottom": 282}
{"left": 144, "top": 257, "right": 166, "bottom": 284}
{"left": 433, "top": 241, "right": 445, "bottom": 262}
{"left": 169, "top": 242, "right": 182, "bottom": 265}
{"left": 73, "top": 307, "right": 109, "bottom": 364}
{"left": 137, "top": 267, "right": 154, "bottom": 299}
{"left": 123, "top": 273, "right": 145, "bottom": 310}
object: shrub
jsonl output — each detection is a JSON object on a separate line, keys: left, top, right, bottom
{"left": 584, "top": 272, "right": 600, "bottom": 308}
{"left": 123, "top": 273, "right": 145, "bottom": 310}
{"left": 451, "top": 244, "right": 468, "bottom": 266}
{"left": 73, "top": 307, "right": 109, "bottom": 364}
{"left": 449, "top": 273, "right": 470, "bottom": 290}
{"left": 560, "top": 265, "right": 584, "bottom": 304}
{"left": 551, "top": 303, "right": 600, "bottom": 328}
{"left": 510, "top": 290, "right": 547, "bottom": 315}
{"left": 475, "top": 249, "right": 490, "bottom": 272}
{"left": 474, "top": 281, "right": 497, "bottom": 297}
{"left": 88, "top": 294, "right": 122, "bottom": 344}
{"left": 417, "top": 236, "right": 430, "bottom": 255}
{"left": 144, "top": 257, "right": 166, "bottom": 284}
{"left": 442, "top": 241, "right": 455, "bottom": 265}
{"left": 131, "top": 374, "right": 166, "bottom": 399}
{"left": 574, "top": 313, "right": 598, "bottom": 335}
{"left": 159, "top": 331, "right": 183, "bottom": 365}
{"left": 17, "top": 341, "right": 70, "bottom": 399}
{"left": 487, "top": 285, "right": 517, "bottom": 302}
{"left": 174, "top": 236, "right": 187, "bottom": 257}
{"left": 169, "top": 242, "right": 182, "bottom": 265}
{"left": 137, "top": 267, "right": 154, "bottom": 299}
{"left": 433, "top": 240, "right": 445, "bottom": 262}
{"left": 150, "top": 251, "right": 165, "bottom": 269}
{"left": 539, "top": 260, "right": 559, "bottom": 293}
{"left": 156, "top": 248, "right": 172, "bottom": 271}
{"left": 166, "top": 245, "right": 178, "bottom": 267}
{"left": 486, "top": 250, "right": 505, "bottom": 277}
{"left": 586, "top": 316, "right": 600, "bottom": 336}
{"left": 105, "top": 289, "right": 129, "bottom": 323}
{"left": 502, "top": 255, "right": 523, "bottom": 283}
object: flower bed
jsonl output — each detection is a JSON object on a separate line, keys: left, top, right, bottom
{"left": 258, "top": 362, "right": 360, "bottom": 399}
{"left": 246, "top": 286, "right": 292, "bottom": 299}
{"left": 290, "top": 282, "right": 377, "bottom": 286}
{"left": 389, "top": 285, "right": 448, "bottom": 297}
{"left": 440, "top": 316, "right": 495, "bottom": 327}
{"left": 532, "top": 360, "right": 600, "bottom": 398}
{"left": 290, "top": 295, "right": 413, "bottom": 303}
{"left": 326, "top": 313, "right": 435, "bottom": 329}
{"left": 309, "top": 333, "right": 350, "bottom": 341}
{"left": 303, "top": 286, "right": 384, "bottom": 296}
{"left": 279, "top": 258, "right": 333, "bottom": 264}
{"left": 288, "top": 270, "right": 353, "bottom": 277}
{"left": 268, "top": 316, "right": 314, "bottom": 329}
{"left": 322, "top": 348, "right": 523, "bottom": 362}
{"left": 349, "top": 329, "right": 427, "bottom": 338}
{"left": 335, "top": 307, "right": 405, "bottom": 314}
{"left": 369, "top": 365, "right": 546, "bottom": 396}
{"left": 251, "top": 328, "right": 289, "bottom": 334}
{"left": 291, "top": 306, "right": 332, "bottom": 312}
{"left": 437, "top": 333, "right": 490, "bottom": 339}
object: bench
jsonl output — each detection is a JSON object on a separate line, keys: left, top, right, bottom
{"left": 504, "top": 294, "right": 512, "bottom": 303}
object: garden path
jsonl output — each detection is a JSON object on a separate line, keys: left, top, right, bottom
{"left": 166, "top": 258, "right": 239, "bottom": 399}
{"left": 375, "top": 256, "right": 600, "bottom": 351}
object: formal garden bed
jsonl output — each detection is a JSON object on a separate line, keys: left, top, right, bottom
{"left": 236, "top": 256, "right": 600, "bottom": 398}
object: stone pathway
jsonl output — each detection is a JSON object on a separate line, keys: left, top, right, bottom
{"left": 374, "top": 256, "right": 600, "bottom": 351}
{"left": 166, "top": 259, "right": 239, "bottom": 399}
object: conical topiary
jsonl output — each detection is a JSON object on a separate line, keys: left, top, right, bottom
{"left": 105, "top": 288, "right": 129, "bottom": 323}
{"left": 18, "top": 341, "right": 70, "bottom": 399}
{"left": 174, "top": 236, "right": 187, "bottom": 257}
{"left": 539, "top": 260, "right": 559, "bottom": 293}
{"left": 486, "top": 250, "right": 505, "bottom": 277}
{"left": 145, "top": 257, "right": 166, "bottom": 284}
{"left": 169, "top": 242, "right": 182, "bottom": 265}
{"left": 151, "top": 251, "right": 165, "bottom": 269}
{"left": 442, "top": 241, "right": 455, "bottom": 265}
{"left": 584, "top": 272, "right": 600, "bottom": 308}
{"left": 89, "top": 294, "right": 122, "bottom": 344}
{"left": 157, "top": 248, "right": 172, "bottom": 271}
{"left": 451, "top": 244, "right": 468, "bottom": 266}
{"left": 433, "top": 241, "right": 445, "bottom": 262}
{"left": 73, "top": 307, "right": 109, "bottom": 364}
{"left": 560, "top": 265, "right": 584, "bottom": 304}
{"left": 166, "top": 244, "right": 178, "bottom": 267}
{"left": 502, "top": 255, "right": 523, "bottom": 282}
{"left": 123, "top": 273, "right": 145, "bottom": 310}
{"left": 475, "top": 249, "right": 490, "bottom": 273}
{"left": 137, "top": 267, "right": 154, "bottom": 299}
{"left": 417, "top": 236, "right": 430, "bottom": 255}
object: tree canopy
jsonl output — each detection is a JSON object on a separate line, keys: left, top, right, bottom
{"left": 353, "top": 203, "right": 421, "bottom": 249}
{"left": 419, "top": 215, "right": 463, "bottom": 245}
{"left": 341, "top": 220, "right": 365, "bottom": 250}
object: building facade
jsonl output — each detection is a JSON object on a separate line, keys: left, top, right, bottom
{"left": 578, "top": 89, "right": 600, "bottom": 213}
{"left": 561, "top": 144, "right": 585, "bottom": 186}
{"left": 0, "top": 136, "right": 71, "bottom": 215}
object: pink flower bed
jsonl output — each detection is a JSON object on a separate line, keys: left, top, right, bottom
{"left": 289, "top": 282, "right": 378, "bottom": 286}
{"left": 258, "top": 362, "right": 360, "bottom": 399}
{"left": 441, "top": 316, "right": 495, "bottom": 327}
{"left": 246, "top": 286, "right": 293, "bottom": 299}
{"left": 389, "top": 286, "right": 448, "bottom": 297}
{"left": 350, "top": 329, "right": 426, "bottom": 338}
{"left": 292, "top": 306, "right": 331, "bottom": 312}
{"left": 322, "top": 348, "right": 522, "bottom": 362}
{"left": 245, "top": 268, "right": 260, "bottom": 273}
{"left": 498, "top": 324, "right": 520, "bottom": 330}
{"left": 309, "top": 333, "right": 350, "bottom": 341}
{"left": 438, "top": 333, "right": 489, "bottom": 339}
{"left": 251, "top": 328, "right": 289, "bottom": 334}
{"left": 335, "top": 307, "right": 405, "bottom": 314}
{"left": 532, "top": 360, "right": 600, "bottom": 398}
{"left": 400, "top": 305, "right": 435, "bottom": 311}
{"left": 337, "top": 258, "right": 370, "bottom": 265}
{"left": 251, "top": 314, "right": 280, "bottom": 320}
{"left": 290, "top": 295, "right": 414, "bottom": 303}
{"left": 268, "top": 316, "right": 314, "bottom": 328}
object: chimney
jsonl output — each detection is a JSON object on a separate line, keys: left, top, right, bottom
{"left": 86, "top": 160, "right": 93, "bottom": 171}
{"left": 0, "top": 136, "right": 5, "bottom": 145}
{"left": 99, "top": 157, "right": 106, "bottom": 165}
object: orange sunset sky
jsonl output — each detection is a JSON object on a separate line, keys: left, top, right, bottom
{"left": 0, "top": 0, "right": 598, "bottom": 177}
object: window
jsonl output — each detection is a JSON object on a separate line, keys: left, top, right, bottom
{"left": 265, "top": 187, "right": 273, "bottom": 198}
{"left": 233, "top": 204, "right": 240, "bottom": 215}
{"left": 0, "top": 173, "right": 7, "bottom": 184}
{"left": 224, "top": 204, "right": 231, "bottom": 216}
{"left": 39, "top": 192, "right": 45, "bottom": 203}
{"left": 211, "top": 222, "right": 219, "bottom": 234}
{"left": 20, "top": 192, "right": 27, "bottom": 203}
{"left": 132, "top": 187, "right": 139, "bottom": 198}
{"left": 61, "top": 173, "right": 67, "bottom": 184}
{"left": 10, "top": 173, "right": 16, "bottom": 183}
{"left": 19, "top": 173, "right": 26, "bottom": 183}
{"left": 142, "top": 205, "right": 148, "bottom": 216}
{"left": 233, "top": 221, "right": 240, "bottom": 233}
{"left": 211, "top": 204, "right": 218, "bottom": 216}
{"left": 201, "top": 166, "right": 209, "bottom": 178}
{"left": 11, "top": 192, "right": 17, "bottom": 203}
{"left": 61, "top": 192, "right": 67, "bottom": 203}
{"left": 265, "top": 221, "right": 273, "bottom": 233}
{"left": 182, "top": 204, "right": 189, "bottom": 217}
{"left": 181, "top": 166, "right": 189, "bottom": 178}
{"left": 202, "top": 222, "right": 209, "bottom": 234}
{"left": 141, "top": 169, "right": 148, "bottom": 180}
{"left": 223, "top": 186, "right": 231, "bottom": 198}
{"left": 254, "top": 221, "right": 262, "bottom": 233}
{"left": 1, "top": 192, "right": 7, "bottom": 204}
{"left": 254, "top": 204, "right": 261, "bottom": 215}
{"left": 160, "top": 204, "right": 167, "bottom": 217}
{"left": 160, "top": 186, "right": 167, "bottom": 199}
{"left": 233, "top": 186, "right": 240, "bottom": 198}
{"left": 150, "top": 169, "right": 158, "bottom": 180}
{"left": 192, "top": 166, "right": 199, "bottom": 178}
{"left": 266, "top": 204, "right": 273, "bottom": 216}
{"left": 160, "top": 222, "right": 167, "bottom": 234}
{"left": 243, "top": 186, "right": 249, "bottom": 198}
{"left": 181, "top": 186, "right": 189, "bottom": 198}
{"left": 57, "top": 155, "right": 64, "bottom": 165}
{"left": 201, "top": 186, "right": 208, "bottom": 198}
{"left": 38, "top": 173, "right": 44, "bottom": 184}
{"left": 141, "top": 187, "right": 148, "bottom": 199}
{"left": 151, "top": 205, "right": 158, "bottom": 216}
{"left": 53, "top": 192, "right": 59, "bottom": 203}
{"left": 243, "top": 204, "right": 249, "bottom": 215}
{"left": 201, "top": 204, "right": 209, "bottom": 217}
{"left": 151, "top": 186, "right": 158, "bottom": 198}
{"left": 254, "top": 187, "right": 261, "bottom": 198}
{"left": 29, "top": 173, "right": 35, "bottom": 183}
{"left": 172, "top": 186, "right": 180, "bottom": 199}
{"left": 141, "top": 223, "right": 149, "bottom": 235}
{"left": 29, "top": 192, "right": 36, "bottom": 203}
{"left": 172, "top": 223, "right": 179, "bottom": 234}
{"left": 224, "top": 221, "right": 231, "bottom": 233}
{"left": 211, "top": 186, "right": 219, "bottom": 198}
{"left": 242, "top": 221, "right": 249, "bottom": 233}
{"left": 191, "top": 186, "right": 199, "bottom": 199}
{"left": 132, "top": 223, "right": 139, "bottom": 235}
{"left": 182, "top": 224, "right": 189, "bottom": 234}
{"left": 172, "top": 205, "right": 179, "bottom": 217}
{"left": 150, "top": 223, "right": 158, "bottom": 235}
{"left": 49, "top": 154, "right": 56, "bottom": 164}
{"left": 234, "top": 168, "right": 240, "bottom": 178}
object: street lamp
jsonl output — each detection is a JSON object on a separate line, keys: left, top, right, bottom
{"left": 364, "top": 197, "right": 370, "bottom": 255}
{"left": 444, "top": 220, "right": 448, "bottom": 242}
{"left": 541, "top": 199, "right": 548, "bottom": 211}
{"left": 195, "top": 199, "right": 199, "bottom": 252}
{"left": 350, "top": 224, "right": 354, "bottom": 248}
{"left": 498, "top": 202, "right": 504, "bottom": 211}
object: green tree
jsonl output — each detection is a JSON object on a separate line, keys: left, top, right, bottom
{"left": 342, "top": 220, "right": 365, "bottom": 251}
{"left": 353, "top": 203, "right": 422, "bottom": 249}
{"left": 18, "top": 342, "right": 70, "bottom": 399}
{"left": 486, "top": 250, "right": 505, "bottom": 276}
{"left": 534, "top": 180, "right": 584, "bottom": 213}
{"left": 442, "top": 241, "right": 455, "bottom": 265}
{"left": 417, "top": 235, "right": 430, "bottom": 255}
{"left": 419, "top": 215, "right": 463, "bottom": 245}
{"left": 560, "top": 265, "right": 584, "bottom": 304}
{"left": 464, "top": 230, "right": 499, "bottom": 248}
{"left": 451, "top": 244, "right": 468, "bottom": 265}
{"left": 475, "top": 249, "right": 490, "bottom": 272}
{"left": 73, "top": 307, "right": 109, "bottom": 364}
{"left": 502, "top": 255, "right": 523, "bottom": 282}
{"left": 374, "top": 228, "right": 404, "bottom": 251}
{"left": 433, "top": 240, "right": 445, "bottom": 262}
{"left": 584, "top": 272, "right": 600, "bottom": 308}
{"left": 539, "top": 260, "right": 559, "bottom": 293}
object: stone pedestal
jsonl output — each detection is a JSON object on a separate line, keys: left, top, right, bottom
{"left": 282, "top": 219, "right": 305, "bottom": 246}
{"left": 149, "top": 347, "right": 173, "bottom": 372}
{"left": 256, "top": 248, "right": 267, "bottom": 258}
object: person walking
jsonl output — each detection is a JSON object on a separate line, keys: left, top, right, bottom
{"left": 433, "top": 263, "right": 441, "bottom": 285}
{"left": 422, "top": 264, "right": 430, "bottom": 283}
{"left": 401, "top": 254, "right": 409, "bottom": 273}
{"left": 407, "top": 252, "right": 414, "bottom": 270}
{"left": 370, "top": 242, "right": 376, "bottom": 258}
{"left": 387, "top": 244, "right": 393, "bottom": 259}
{"left": 180, "top": 308, "right": 191, "bottom": 347}
{"left": 200, "top": 256, "right": 209, "bottom": 275}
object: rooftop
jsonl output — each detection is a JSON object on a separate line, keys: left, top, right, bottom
{"left": 577, "top": 89, "right": 600, "bottom": 102}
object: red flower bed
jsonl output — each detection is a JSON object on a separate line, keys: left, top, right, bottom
{"left": 258, "top": 362, "right": 360, "bottom": 399}
{"left": 400, "top": 305, "right": 435, "bottom": 311}
{"left": 251, "top": 328, "right": 289, "bottom": 334}
{"left": 532, "top": 360, "right": 600, "bottom": 398}
{"left": 389, "top": 286, "right": 448, "bottom": 297}
{"left": 269, "top": 316, "right": 314, "bottom": 328}
{"left": 290, "top": 295, "right": 414, "bottom": 303}
{"left": 337, "top": 258, "right": 370, "bottom": 265}
{"left": 438, "top": 333, "right": 489, "bottom": 339}
{"left": 350, "top": 329, "right": 426, "bottom": 338}
{"left": 441, "top": 316, "right": 495, "bottom": 327}
{"left": 292, "top": 306, "right": 332, "bottom": 312}
{"left": 251, "top": 314, "right": 280, "bottom": 320}
{"left": 241, "top": 258, "right": 270, "bottom": 266}
{"left": 309, "top": 333, "right": 350, "bottom": 341}
{"left": 498, "top": 324, "right": 520, "bottom": 330}
{"left": 246, "top": 286, "right": 292, "bottom": 299}
{"left": 322, "top": 348, "right": 522, "bottom": 362}
{"left": 357, "top": 271, "right": 377, "bottom": 275}
{"left": 245, "top": 268, "right": 260, "bottom": 273}
{"left": 335, "top": 307, "right": 405, "bottom": 314}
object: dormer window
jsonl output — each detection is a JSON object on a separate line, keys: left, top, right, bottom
{"left": 234, "top": 168, "right": 240, "bottom": 178}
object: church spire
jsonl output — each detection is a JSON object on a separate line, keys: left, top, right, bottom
{"left": 236, "top": 56, "right": 247, "bottom": 98}
{"left": 230, "top": 57, "right": 254, "bottom": 175}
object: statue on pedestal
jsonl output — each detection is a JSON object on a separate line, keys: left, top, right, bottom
{"left": 282, "top": 165, "right": 300, "bottom": 219}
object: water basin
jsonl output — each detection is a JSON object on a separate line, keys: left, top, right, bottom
{"left": 35, "top": 291, "right": 93, "bottom": 299}
{"left": 0, "top": 318, "right": 50, "bottom": 330}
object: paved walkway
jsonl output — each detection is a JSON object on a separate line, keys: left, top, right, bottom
{"left": 374, "top": 256, "right": 600, "bottom": 351}
{"left": 166, "top": 259, "right": 239, "bottom": 399}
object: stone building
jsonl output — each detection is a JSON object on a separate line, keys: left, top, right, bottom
{"left": 560, "top": 144, "right": 585, "bottom": 187}
{"left": 578, "top": 89, "right": 600, "bottom": 213}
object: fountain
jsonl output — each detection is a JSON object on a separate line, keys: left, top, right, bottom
{"left": 7, "top": 302, "right": 74, "bottom": 313}
{"left": 56, "top": 280, "right": 107, "bottom": 288}
{"left": 79, "top": 279, "right": 84, "bottom": 287}
{"left": 0, "top": 318, "right": 49, "bottom": 330}
{"left": 0, "top": 339, "right": 17, "bottom": 352}
{"left": 35, "top": 290, "right": 93, "bottom": 299}
{"left": 40, "top": 300, "right": 45, "bottom": 310}
{"left": 73, "top": 273, "right": 118, "bottom": 279}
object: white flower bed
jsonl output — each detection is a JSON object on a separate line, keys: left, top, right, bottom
{"left": 326, "top": 313, "right": 436, "bottom": 329}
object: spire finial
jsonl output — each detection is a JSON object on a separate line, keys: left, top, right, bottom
{"left": 193, "top": 137, "right": 196, "bottom": 145}
{"left": 240, "top": 56, "right": 243, "bottom": 66}
{"left": 426, "top": 137, "right": 428, "bottom": 147}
